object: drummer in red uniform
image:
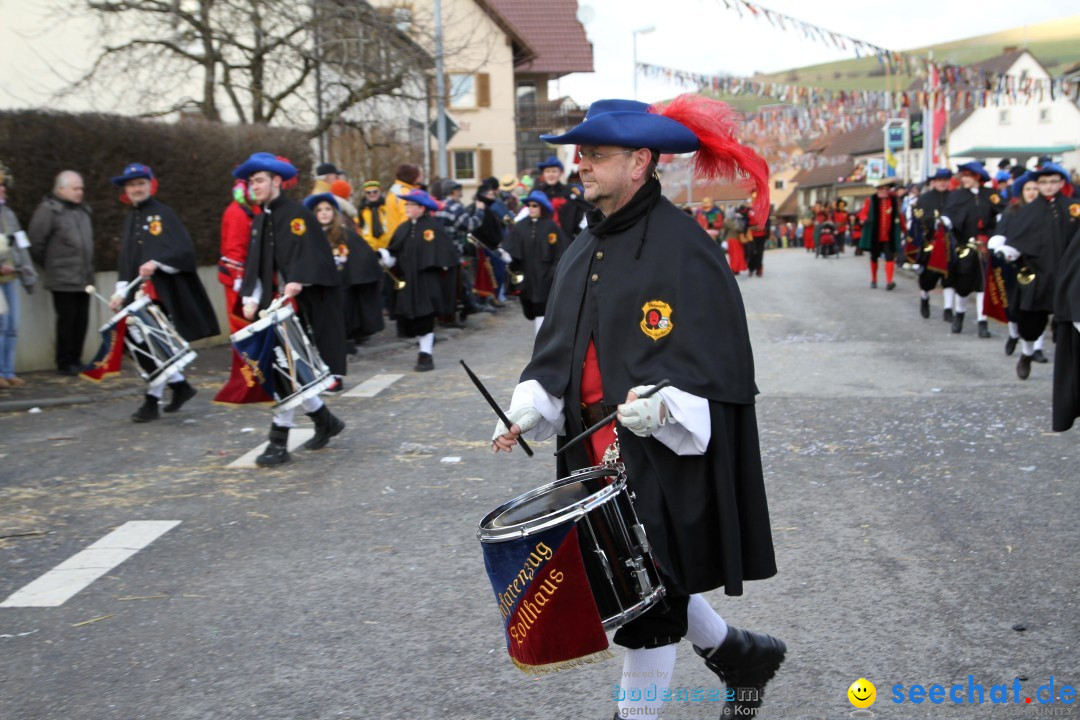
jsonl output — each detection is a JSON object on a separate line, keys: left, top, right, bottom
{"left": 493, "top": 95, "right": 784, "bottom": 720}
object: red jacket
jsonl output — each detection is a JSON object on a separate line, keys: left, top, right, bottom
{"left": 219, "top": 201, "right": 259, "bottom": 287}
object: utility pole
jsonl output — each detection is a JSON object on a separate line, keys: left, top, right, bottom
{"left": 313, "top": 0, "right": 325, "bottom": 161}
{"left": 434, "top": 0, "right": 449, "bottom": 179}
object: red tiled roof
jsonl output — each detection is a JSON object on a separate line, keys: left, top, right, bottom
{"left": 667, "top": 180, "right": 757, "bottom": 205}
{"left": 487, "top": 0, "right": 594, "bottom": 77}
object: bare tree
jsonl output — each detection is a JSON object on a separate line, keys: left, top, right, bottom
{"left": 53, "top": 0, "right": 435, "bottom": 136}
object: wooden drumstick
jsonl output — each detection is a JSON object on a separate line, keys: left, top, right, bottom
{"left": 554, "top": 379, "right": 671, "bottom": 457}
{"left": 460, "top": 360, "right": 533, "bottom": 457}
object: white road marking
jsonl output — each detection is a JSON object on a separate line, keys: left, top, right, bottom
{"left": 0, "top": 521, "right": 181, "bottom": 608}
{"left": 227, "top": 429, "right": 315, "bottom": 468}
{"left": 343, "top": 373, "right": 404, "bottom": 398}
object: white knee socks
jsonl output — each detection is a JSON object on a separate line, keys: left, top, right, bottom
{"left": 955, "top": 295, "right": 968, "bottom": 314}
{"left": 616, "top": 645, "right": 677, "bottom": 718}
{"left": 418, "top": 332, "right": 434, "bottom": 355}
{"left": 685, "top": 594, "right": 729, "bottom": 650}
{"left": 1020, "top": 339, "right": 1035, "bottom": 357}
{"left": 976, "top": 291, "right": 987, "bottom": 321}
{"left": 920, "top": 290, "right": 929, "bottom": 300}
{"left": 1008, "top": 322, "right": 1020, "bottom": 339}
{"left": 943, "top": 287, "right": 956, "bottom": 311}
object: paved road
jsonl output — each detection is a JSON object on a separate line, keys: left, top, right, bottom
{"left": 1, "top": 248, "right": 1076, "bottom": 720}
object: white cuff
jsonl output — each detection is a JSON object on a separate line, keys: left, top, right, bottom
{"left": 114, "top": 280, "right": 128, "bottom": 298}
{"left": 153, "top": 260, "right": 180, "bottom": 274}
{"left": 1074, "top": 322, "right": 1080, "bottom": 334}
{"left": 243, "top": 279, "right": 263, "bottom": 306}
{"left": 509, "top": 380, "right": 565, "bottom": 441}
{"left": 650, "top": 386, "right": 711, "bottom": 455}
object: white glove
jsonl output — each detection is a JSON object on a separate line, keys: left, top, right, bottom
{"left": 940, "top": 216, "right": 953, "bottom": 230}
{"left": 987, "top": 235, "right": 1006, "bottom": 250}
{"left": 617, "top": 386, "right": 667, "bottom": 438}
{"left": 721, "top": 240, "right": 729, "bottom": 251}
{"left": 999, "top": 245, "right": 1021, "bottom": 262}
{"left": 492, "top": 406, "right": 542, "bottom": 442}
{"left": 378, "top": 248, "right": 396, "bottom": 268}
{"left": 498, "top": 248, "right": 512, "bottom": 264}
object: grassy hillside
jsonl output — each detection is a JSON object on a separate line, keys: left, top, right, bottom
{"left": 708, "top": 14, "right": 1080, "bottom": 113}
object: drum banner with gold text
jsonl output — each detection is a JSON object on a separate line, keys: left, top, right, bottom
{"left": 481, "top": 522, "right": 610, "bottom": 674}
{"left": 230, "top": 321, "right": 281, "bottom": 403}
{"left": 81, "top": 321, "right": 128, "bottom": 382}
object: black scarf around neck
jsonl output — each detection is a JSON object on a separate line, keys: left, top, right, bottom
{"left": 363, "top": 196, "right": 386, "bottom": 238}
{"left": 586, "top": 177, "right": 662, "bottom": 257}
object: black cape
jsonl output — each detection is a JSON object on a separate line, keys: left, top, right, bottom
{"left": 1053, "top": 225, "right": 1080, "bottom": 431}
{"left": 334, "top": 225, "right": 384, "bottom": 337}
{"left": 386, "top": 215, "right": 457, "bottom": 320}
{"left": 503, "top": 214, "right": 568, "bottom": 304}
{"left": 1004, "top": 194, "right": 1080, "bottom": 312}
{"left": 118, "top": 197, "right": 219, "bottom": 341}
{"left": 240, "top": 194, "right": 346, "bottom": 376}
{"left": 944, "top": 186, "right": 1003, "bottom": 241}
{"left": 520, "top": 179, "right": 776, "bottom": 596}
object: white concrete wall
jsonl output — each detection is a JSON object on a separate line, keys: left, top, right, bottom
{"left": 13, "top": 266, "right": 231, "bottom": 373}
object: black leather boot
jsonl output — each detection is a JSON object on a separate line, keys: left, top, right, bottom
{"left": 1016, "top": 354, "right": 1033, "bottom": 380}
{"left": 977, "top": 320, "right": 991, "bottom": 338}
{"left": 943, "top": 308, "right": 954, "bottom": 322}
{"left": 951, "top": 312, "right": 965, "bottom": 334}
{"left": 414, "top": 352, "right": 434, "bottom": 372}
{"left": 131, "top": 394, "right": 160, "bottom": 423}
{"left": 1005, "top": 336, "right": 1018, "bottom": 355}
{"left": 303, "top": 405, "right": 345, "bottom": 450}
{"left": 695, "top": 626, "right": 786, "bottom": 719}
{"left": 256, "top": 425, "right": 291, "bottom": 467}
{"left": 1032, "top": 348, "right": 1049, "bottom": 363}
{"left": 920, "top": 298, "right": 930, "bottom": 319}
{"left": 163, "top": 380, "right": 197, "bottom": 413}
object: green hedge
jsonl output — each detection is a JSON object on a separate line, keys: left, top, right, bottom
{"left": 0, "top": 110, "right": 313, "bottom": 270}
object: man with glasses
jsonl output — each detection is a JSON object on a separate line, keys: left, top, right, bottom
{"left": 492, "top": 95, "right": 784, "bottom": 720}
{"left": 989, "top": 163, "right": 1080, "bottom": 379}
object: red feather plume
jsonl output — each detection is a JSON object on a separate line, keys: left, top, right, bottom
{"left": 651, "top": 94, "right": 770, "bottom": 219}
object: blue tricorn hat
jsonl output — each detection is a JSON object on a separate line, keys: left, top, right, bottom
{"left": 523, "top": 190, "right": 554, "bottom": 214}
{"left": 956, "top": 161, "right": 990, "bottom": 183}
{"left": 303, "top": 192, "right": 340, "bottom": 212}
{"left": 926, "top": 168, "right": 953, "bottom": 182}
{"left": 540, "top": 99, "right": 700, "bottom": 153}
{"left": 232, "top": 152, "right": 298, "bottom": 181}
{"left": 537, "top": 155, "right": 564, "bottom": 171}
{"left": 1011, "top": 171, "right": 1037, "bottom": 199}
{"left": 398, "top": 189, "right": 439, "bottom": 212}
{"left": 1033, "top": 162, "right": 1069, "bottom": 179}
{"left": 110, "top": 162, "right": 154, "bottom": 186}
{"left": 994, "top": 169, "right": 1012, "bottom": 183}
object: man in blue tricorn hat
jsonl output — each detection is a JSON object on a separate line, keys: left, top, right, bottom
{"left": 493, "top": 95, "right": 785, "bottom": 719}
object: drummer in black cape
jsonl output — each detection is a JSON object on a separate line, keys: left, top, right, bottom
{"left": 235, "top": 153, "right": 347, "bottom": 467}
{"left": 382, "top": 189, "right": 457, "bottom": 372}
{"left": 108, "top": 163, "right": 219, "bottom": 422}
{"left": 305, "top": 192, "right": 385, "bottom": 352}
{"left": 503, "top": 189, "right": 569, "bottom": 336}
{"left": 492, "top": 95, "right": 785, "bottom": 720}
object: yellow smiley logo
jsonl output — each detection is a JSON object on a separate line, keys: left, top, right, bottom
{"left": 848, "top": 678, "right": 876, "bottom": 709}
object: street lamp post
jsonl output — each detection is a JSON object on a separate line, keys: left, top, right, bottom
{"left": 632, "top": 25, "right": 655, "bottom": 101}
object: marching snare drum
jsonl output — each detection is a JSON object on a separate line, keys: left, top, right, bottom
{"left": 479, "top": 464, "right": 665, "bottom": 632}
{"left": 229, "top": 304, "right": 333, "bottom": 410}
{"left": 100, "top": 294, "right": 197, "bottom": 385}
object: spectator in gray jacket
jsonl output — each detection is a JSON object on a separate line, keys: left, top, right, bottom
{"left": 28, "top": 170, "right": 94, "bottom": 375}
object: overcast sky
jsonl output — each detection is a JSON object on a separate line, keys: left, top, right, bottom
{"left": 555, "top": 0, "right": 1078, "bottom": 104}
{"left": 1, "top": 0, "right": 1077, "bottom": 112}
